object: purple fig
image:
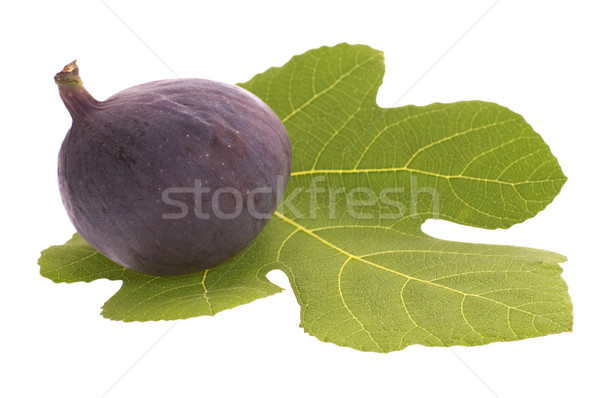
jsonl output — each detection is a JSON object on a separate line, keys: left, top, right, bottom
{"left": 55, "top": 61, "right": 291, "bottom": 276}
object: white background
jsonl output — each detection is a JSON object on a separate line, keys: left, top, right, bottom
{"left": 1, "top": 1, "right": 598, "bottom": 397}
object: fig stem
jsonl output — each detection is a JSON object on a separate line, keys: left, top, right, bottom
{"left": 54, "top": 60, "right": 82, "bottom": 85}
{"left": 55, "top": 60, "right": 100, "bottom": 120}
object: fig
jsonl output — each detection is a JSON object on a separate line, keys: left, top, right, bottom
{"left": 55, "top": 61, "right": 291, "bottom": 276}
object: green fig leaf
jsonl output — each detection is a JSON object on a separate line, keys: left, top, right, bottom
{"left": 39, "top": 43, "right": 571, "bottom": 352}
{"left": 40, "top": 233, "right": 282, "bottom": 320}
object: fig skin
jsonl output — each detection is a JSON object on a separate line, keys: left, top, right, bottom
{"left": 55, "top": 61, "right": 291, "bottom": 276}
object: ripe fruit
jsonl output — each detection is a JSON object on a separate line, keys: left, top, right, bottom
{"left": 55, "top": 61, "right": 291, "bottom": 276}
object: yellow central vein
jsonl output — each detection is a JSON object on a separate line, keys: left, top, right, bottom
{"left": 290, "top": 167, "right": 562, "bottom": 187}
{"left": 280, "top": 54, "right": 378, "bottom": 124}
{"left": 273, "top": 211, "right": 564, "bottom": 330}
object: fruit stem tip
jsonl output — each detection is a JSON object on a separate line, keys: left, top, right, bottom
{"left": 54, "top": 60, "right": 82, "bottom": 85}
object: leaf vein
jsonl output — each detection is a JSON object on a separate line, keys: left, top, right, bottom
{"left": 280, "top": 54, "right": 379, "bottom": 124}
{"left": 273, "top": 211, "right": 567, "bottom": 330}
